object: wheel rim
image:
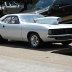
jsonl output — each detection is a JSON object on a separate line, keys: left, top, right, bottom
{"left": 30, "top": 35, "right": 39, "bottom": 47}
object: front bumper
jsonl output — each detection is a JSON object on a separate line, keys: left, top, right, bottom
{"left": 47, "top": 34, "right": 72, "bottom": 42}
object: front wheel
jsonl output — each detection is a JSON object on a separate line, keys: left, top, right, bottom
{"left": 62, "top": 41, "right": 71, "bottom": 46}
{"left": 29, "top": 33, "right": 41, "bottom": 48}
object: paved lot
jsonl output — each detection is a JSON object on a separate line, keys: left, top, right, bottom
{"left": 0, "top": 56, "right": 72, "bottom": 72}
{"left": 0, "top": 41, "right": 72, "bottom": 72}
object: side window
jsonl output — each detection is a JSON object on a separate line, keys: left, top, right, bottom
{"left": 2, "top": 16, "right": 11, "bottom": 24}
{"left": 10, "top": 16, "right": 20, "bottom": 24}
{"left": 6, "top": 2, "right": 11, "bottom": 6}
{"left": 10, "top": 1, "right": 17, "bottom": 6}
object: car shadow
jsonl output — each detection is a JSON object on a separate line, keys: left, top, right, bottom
{"left": 51, "top": 45, "right": 72, "bottom": 56}
{"left": 0, "top": 41, "right": 72, "bottom": 56}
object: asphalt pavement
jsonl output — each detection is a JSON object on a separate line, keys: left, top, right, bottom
{"left": 0, "top": 56, "right": 72, "bottom": 72}
{"left": 0, "top": 42, "right": 72, "bottom": 72}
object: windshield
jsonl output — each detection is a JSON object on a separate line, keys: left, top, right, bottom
{"left": 20, "top": 15, "right": 44, "bottom": 23}
{"left": 35, "top": 0, "right": 54, "bottom": 10}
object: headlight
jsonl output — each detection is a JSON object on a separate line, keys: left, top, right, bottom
{"left": 48, "top": 29, "right": 52, "bottom": 35}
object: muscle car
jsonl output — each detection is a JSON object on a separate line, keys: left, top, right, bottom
{"left": 0, "top": 13, "right": 72, "bottom": 48}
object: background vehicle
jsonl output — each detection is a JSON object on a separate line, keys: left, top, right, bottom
{"left": 34, "top": 0, "right": 72, "bottom": 24}
{"left": 0, "top": 1, "right": 24, "bottom": 17}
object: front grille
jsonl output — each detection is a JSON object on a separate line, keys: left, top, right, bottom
{"left": 48, "top": 28, "right": 72, "bottom": 35}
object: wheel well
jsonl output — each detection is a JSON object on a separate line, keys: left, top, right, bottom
{"left": 0, "top": 35, "right": 4, "bottom": 40}
{"left": 27, "top": 32, "right": 40, "bottom": 40}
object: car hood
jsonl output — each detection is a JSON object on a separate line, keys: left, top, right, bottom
{"left": 26, "top": 6, "right": 49, "bottom": 14}
{"left": 34, "top": 6, "right": 50, "bottom": 14}
{"left": 35, "top": 16, "right": 60, "bottom": 25}
{"left": 42, "top": 24, "right": 72, "bottom": 29}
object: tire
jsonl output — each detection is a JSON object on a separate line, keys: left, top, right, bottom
{"left": 62, "top": 41, "right": 71, "bottom": 46}
{"left": 0, "top": 35, "right": 5, "bottom": 43}
{"left": 29, "top": 33, "right": 41, "bottom": 48}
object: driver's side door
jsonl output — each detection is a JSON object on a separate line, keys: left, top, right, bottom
{"left": 1, "top": 15, "right": 22, "bottom": 41}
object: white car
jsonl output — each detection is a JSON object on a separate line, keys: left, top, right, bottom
{"left": 0, "top": 13, "right": 72, "bottom": 48}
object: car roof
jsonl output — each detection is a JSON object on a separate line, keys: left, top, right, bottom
{"left": 0, "top": 13, "right": 43, "bottom": 21}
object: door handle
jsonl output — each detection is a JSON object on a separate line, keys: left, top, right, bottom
{"left": 3, "top": 25, "right": 5, "bottom": 28}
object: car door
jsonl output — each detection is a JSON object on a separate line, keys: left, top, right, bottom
{"left": 1, "top": 15, "right": 22, "bottom": 41}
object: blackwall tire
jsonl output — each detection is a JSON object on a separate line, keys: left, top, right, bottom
{"left": 62, "top": 41, "right": 71, "bottom": 46}
{"left": 0, "top": 35, "right": 4, "bottom": 43}
{"left": 29, "top": 33, "right": 41, "bottom": 48}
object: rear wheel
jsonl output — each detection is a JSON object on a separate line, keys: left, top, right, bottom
{"left": 0, "top": 35, "right": 5, "bottom": 43}
{"left": 62, "top": 41, "right": 71, "bottom": 46}
{"left": 29, "top": 33, "right": 41, "bottom": 48}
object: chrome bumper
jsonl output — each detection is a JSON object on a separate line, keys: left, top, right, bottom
{"left": 47, "top": 34, "right": 72, "bottom": 41}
